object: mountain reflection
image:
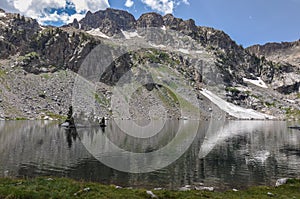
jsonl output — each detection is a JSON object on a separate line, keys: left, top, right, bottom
{"left": 0, "top": 120, "right": 299, "bottom": 190}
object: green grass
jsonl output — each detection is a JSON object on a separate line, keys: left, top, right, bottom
{"left": 225, "top": 87, "right": 240, "bottom": 93}
{"left": 45, "top": 111, "right": 67, "bottom": 120}
{"left": 0, "top": 177, "right": 299, "bottom": 199}
{"left": 41, "top": 73, "right": 51, "bottom": 79}
{"left": 0, "top": 69, "right": 7, "bottom": 78}
{"left": 94, "top": 93, "right": 110, "bottom": 107}
{"left": 284, "top": 107, "right": 300, "bottom": 119}
{"left": 15, "top": 117, "right": 28, "bottom": 120}
{"left": 264, "top": 101, "right": 276, "bottom": 107}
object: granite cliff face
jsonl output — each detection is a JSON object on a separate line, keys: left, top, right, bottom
{"left": 0, "top": 8, "right": 299, "bottom": 120}
{"left": 247, "top": 40, "right": 300, "bottom": 68}
{"left": 247, "top": 41, "right": 300, "bottom": 95}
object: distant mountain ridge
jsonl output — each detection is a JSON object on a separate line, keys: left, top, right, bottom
{"left": 0, "top": 8, "right": 299, "bottom": 120}
{"left": 247, "top": 40, "right": 300, "bottom": 68}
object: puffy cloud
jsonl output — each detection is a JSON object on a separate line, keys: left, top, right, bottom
{"left": 141, "top": 0, "right": 174, "bottom": 14}
{"left": 125, "top": 0, "right": 134, "bottom": 8}
{"left": 70, "top": 0, "right": 109, "bottom": 13}
{"left": 0, "top": 0, "right": 190, "bottom": 25}
{"left": 0, "top": 0, "right": 110, "bottom": 25}
{"left": 182, "top": 0, "right": 189, "bottom": 5}
{"left": 140, "top": 0, "right": 189, "bottom": 15}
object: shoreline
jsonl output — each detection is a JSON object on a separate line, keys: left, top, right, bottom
{"left": 0, "top": 177, "right": 299, "bottom": 199}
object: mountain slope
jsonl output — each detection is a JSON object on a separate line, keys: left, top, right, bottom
{"left": 0, "top": 8, "right": 299, "bottom": 120}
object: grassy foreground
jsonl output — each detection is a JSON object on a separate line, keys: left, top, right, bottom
{"left": 0, "top": 177, "right": 299, "bottom": 199}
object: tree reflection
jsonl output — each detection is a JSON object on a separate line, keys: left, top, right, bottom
{"left": 65, "top": 127, "right": 78, "bottom": 148}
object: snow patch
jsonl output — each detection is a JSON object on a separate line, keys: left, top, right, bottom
{"left": 87, "top": 28, "right": 111, "bottom": 39}
{"left": 121, "top": 30, "right": 141, "bottom": 39}
{"left": 0, "top": 36, "right": 4, "bottom": 40}
{"left": 243, "top": 77, "right": 268, "bottom": 88}
{"left": 200, "top": 89, "right": 275, "bottom": 120}
{"left": 195, "top": 50, "right": 203, "bottom": 54}
{"left": 149, "top": 43, "right": 166, "bottom": 48}
{"left": 0, "top": 13, "right": 6, "bottom": 18}
{"left": 161, "top": 26, "right": 166, "bottom": 31}
{"left": 177, "top": 48, "right": 190, "bottom": 54}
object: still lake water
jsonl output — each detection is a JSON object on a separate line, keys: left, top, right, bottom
{"left": 0, "top": 120, "right": 299, "bottom": 190}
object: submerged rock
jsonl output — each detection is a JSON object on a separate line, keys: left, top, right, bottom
{"left": 60, "top": 122, "right": 70, "bottom": 127}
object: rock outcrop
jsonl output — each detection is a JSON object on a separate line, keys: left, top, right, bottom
{"left": 247, "top": 40, "right": 300, "bottom": 68}
{"left": 77, "top": 8, "right": 136, "bottom": 36}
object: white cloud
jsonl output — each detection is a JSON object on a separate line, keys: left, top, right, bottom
{"left": 182, "top": 0, "right": 189, "bottom": 5}
{"left": 125, "top": 0, "right": 134, "bottom": 8}
{"left": 140, "top": 0, "right": 189, "bottom": 15}
{"left": 141, "top": 0, "right": 174, "bottom": 14}
{"left": 0, "top": 0, "right": 190, "bottom": 25}
{"left": 0, "top": 0, "right": 110, "bottom": 25}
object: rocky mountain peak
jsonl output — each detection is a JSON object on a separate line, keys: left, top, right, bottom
{"left": 163, "top": 14, "right": 197, "bottom": 34}
{"left": 71, "top": 18, "right": 80, "bottom": 29}
{"left": 0, "top": 8, "right": 5, "bottom": 13}
{"left": 79, "top": 8, "right": 136, "bottom": 36}
{"left": 72, "top": 8, "right": 200, "bottom": 37}
{"left": 137, "top": 12, "right": 164, "bottom": 28}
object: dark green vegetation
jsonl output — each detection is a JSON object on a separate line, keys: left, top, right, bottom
{"left": 0, "top": 177, "right": 299, "bottom": 199}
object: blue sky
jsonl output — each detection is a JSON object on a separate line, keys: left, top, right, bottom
{"left": 1, "top": 0, "right": 299, "bottom": 47}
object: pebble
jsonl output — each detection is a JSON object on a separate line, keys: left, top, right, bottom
{"left": 275, "top": 178, "right": 289, "bottom": 187}
{"left": 3, "top": 170, "right": 9, "bottom": 177}
{"left": 178, "top": 187, "right": 191, "bottom": 191}
{"left": 83, "top": 187, "right": 90, "bottom": 192}
{"left": 267, "top": 192, "right": 274, "bottom": 196}
{"left": 194, "top": 186, "right": 214, "bottom": 192}
{"left": 146, "top": 190, "right": 157, "bottom": 198}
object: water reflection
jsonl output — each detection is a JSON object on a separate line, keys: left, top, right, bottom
{"left": 77, "top": 119, "right": 199, "bottom": 173}
{"left": 0, "top": 120, "right": 299, "bottom": 190}
{"left": 65, "top": 128, "right": 79, "bottom": 148}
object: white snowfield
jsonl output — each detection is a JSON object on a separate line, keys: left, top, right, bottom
{"left": 87, "top": 28, "right": 111, "bottom": 39}
{"left": 200, "top": 89, "right": 275, "bottom": 120}
{"left": 0, "top": 13, "right": 6, "bottom": 18}
{"left": 243, "top": 77, "right": 268, "bottom": 88}
{"left": 149, "top": 43, "right": 166, "bottom": 48}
